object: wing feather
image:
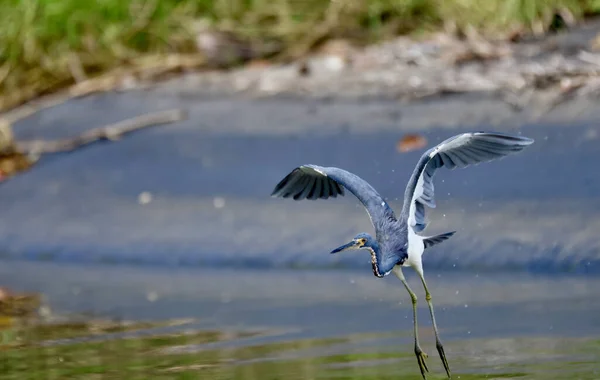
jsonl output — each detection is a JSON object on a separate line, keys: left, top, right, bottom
{"left": 401, "top": 132, "right": 534, "bottom": 233}
{"left": 309, "top": 176, "right": 322, "bottom": 200}
{"left": 272, "top": 165, "right": 396, "bottom": 234}
{"left": 321, "top": 176, "right": 331, "bottom": 199}
{"left": 291, "top": 175, "right": 310, "bottom": 200}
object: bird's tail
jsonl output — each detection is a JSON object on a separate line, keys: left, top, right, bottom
{"left": 423, "top": 231, "right": 456, "bottom": 249}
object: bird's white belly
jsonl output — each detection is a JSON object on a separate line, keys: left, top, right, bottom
{"left": 403, "top": 228, "right": 424, "bottom": 268}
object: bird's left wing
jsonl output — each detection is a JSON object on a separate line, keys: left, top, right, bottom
{"left": 401, "top": 132, "right": 534, "bottom": 233}
{"left": 271, "top": 165, "right": 396, "bottom": 233}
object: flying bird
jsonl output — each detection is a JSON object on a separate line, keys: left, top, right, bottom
{"left": 271, "top": 132, "right": 534, "bottom": 379}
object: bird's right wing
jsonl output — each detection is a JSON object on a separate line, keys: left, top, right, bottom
{"left": 401, "top": 132, "right": 534, "bottom": 233}
{"left": 271, "top": 165, "right": 396, "bottom": 234}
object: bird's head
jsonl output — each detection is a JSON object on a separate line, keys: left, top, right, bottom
{"left": 330, "top": 233, "right": 388, "bottom": 278}
{"left": 330, "top": 233, "right": 376, "bottom": 254}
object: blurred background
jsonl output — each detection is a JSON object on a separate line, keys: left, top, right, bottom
{"left": 1, "top": 1, "right": 600, "bottom": 379}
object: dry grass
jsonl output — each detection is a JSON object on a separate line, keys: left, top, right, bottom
{"left": 1, "top": 0, "right": 600, "bottom": 112}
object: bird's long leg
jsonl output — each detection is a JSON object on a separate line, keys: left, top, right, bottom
{"left": 393, "top": 266, "right": 428, "bottom": 379}
{"left": 417, "top": 269, "right": 451, "bottom": 378}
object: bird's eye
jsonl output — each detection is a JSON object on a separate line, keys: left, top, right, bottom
{"left": 360, "top": 238, "right": 366, "bottom": 245}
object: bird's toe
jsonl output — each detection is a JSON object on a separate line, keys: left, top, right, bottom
{"left": 415, "top": 346, "right": 429, "bottom": 379}
{"left": 436, "top": 340, "right": 451, "bottom": 378}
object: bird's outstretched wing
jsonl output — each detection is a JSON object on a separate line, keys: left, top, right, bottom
{"left": 401, "top": 132, "right": 534, "bottom": 233}
{"left": 271, "top": 165, "right": 396, "bottom": 234}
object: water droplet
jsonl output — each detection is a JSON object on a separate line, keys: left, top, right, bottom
{"left": 39, "top": 306, "right": 52, "bottom": 318}
{"left": 138, "top": 191, "right": 153, "bottom": 205}
{"left": 464, "top": 304, "right": 469, "bottom": 308}
{"left": 455, "top": 290, "right": 459, "bottom": 295}
{"left": 146, "top": 291, "right": 159, "bottom": 302}
{"left": 213, "top": 197, "right": 226, "bottom": 209}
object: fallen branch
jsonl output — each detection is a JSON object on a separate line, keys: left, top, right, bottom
{"left": 16, "top": 108, "right": 188, "bottom": 155}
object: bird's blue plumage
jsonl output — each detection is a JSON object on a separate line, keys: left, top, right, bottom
{"left": 271, "top": 164, "right": 404, "bottom": 276}
{"left": 271, "top": 165, "right": 397, "bottom": 234}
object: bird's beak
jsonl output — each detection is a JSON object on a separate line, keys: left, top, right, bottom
{"left": 330, "top": 240, "right": 359, "bottom": 254}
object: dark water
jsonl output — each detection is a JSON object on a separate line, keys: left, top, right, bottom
{"left": 1, "top": 93, "right": 600, "bottom": 273}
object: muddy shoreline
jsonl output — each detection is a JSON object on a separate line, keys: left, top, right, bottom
{"left": 163, "top": 17, "right": 600, "bottom": 109}
{"left": 4, "top": 18, "right": 600, "bottom": 127}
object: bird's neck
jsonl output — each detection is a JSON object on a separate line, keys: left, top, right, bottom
{"left": 366, "top": 242, "right": 384, "bottom": 278}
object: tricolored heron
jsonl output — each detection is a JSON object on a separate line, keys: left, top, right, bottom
{"left": 271, "top": 132, "right": 534, "bottom": 379}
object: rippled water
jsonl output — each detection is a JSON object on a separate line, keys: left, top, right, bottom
{"left": 4, "top": 327, "right": 600, "bottom": 379}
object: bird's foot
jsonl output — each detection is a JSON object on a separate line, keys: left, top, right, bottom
{"left": 436, "top": 340, "right": 451, "bottom": 378}
{"left": 414, "top": 345, "right": 429, "bottom": 379}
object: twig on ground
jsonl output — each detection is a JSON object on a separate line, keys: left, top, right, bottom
{"left": 16, "top": 108, "right": 188, "bottom": 155}
{"left": 1, "top": 54, "right": 206, "bottom": 120}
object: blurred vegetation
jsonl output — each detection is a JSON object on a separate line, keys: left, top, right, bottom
{"left": 0, "top": 288, "right": 41, "bottom": 322}
{"left": 0, "top": 320, "right": 599, "bottom": 379}
{"left": 2, "top": 0, "right": 600, "bottom": 111}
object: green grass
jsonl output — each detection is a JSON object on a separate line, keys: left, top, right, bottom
{"left": 1, "top": 0, "right": 600, "bottom": 112}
